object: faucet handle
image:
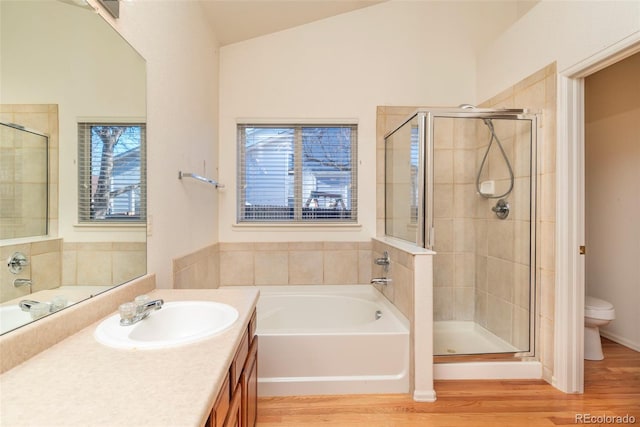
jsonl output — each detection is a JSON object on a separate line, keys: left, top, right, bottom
{"left": 119, "top": 302, "right": 137, "bottom": 325}
{"left": 7, "top": 252, "right": 29, "bottom": 274}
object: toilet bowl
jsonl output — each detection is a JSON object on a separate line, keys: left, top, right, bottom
{"left": 584, "top": 296, "right": 615, "bottom": 360}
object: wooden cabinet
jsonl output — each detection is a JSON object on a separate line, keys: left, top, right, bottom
{"left": 241, "top": 337, "right": 258, "bottom": 427}
{"left": 208, "top": 309, "right": 257, "bottom": 427}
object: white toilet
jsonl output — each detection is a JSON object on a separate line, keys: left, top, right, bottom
{"left": 584, "top": 296, "right": 615, "bottom": 360}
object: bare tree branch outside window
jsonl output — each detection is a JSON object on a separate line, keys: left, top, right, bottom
{"left": 79, "top": 123, "right": 145, "bottom": 222}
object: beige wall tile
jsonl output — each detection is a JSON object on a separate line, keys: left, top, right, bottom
{"left": 288, "top": 250, "right": 323, "bottom": 285}
{"left": 324, "top": 250, "right": 358, "bottom": 285}
{"left": 112, "top": 251, "right": 146, "bottom": 285}
{"left": 434, "top": 287, "right": 453, "bottom": 321}
{"left": 76, "top": 250, "right": 112, "bottom": 285}
{"left": 357, "top": 249, "right": 372, "bottom": 284}
{"left": 486, "top": 294, "right": 513, "bottom": 343}
{"left": 219, "top": 251, "right": 254, "bottom": 286}
{"left": 255, "top": 251, "right": 288, "bottom": 285}
{"left": 454, "top": 287, "right": 474, "bottom": 321}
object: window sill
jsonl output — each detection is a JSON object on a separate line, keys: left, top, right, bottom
{"left": 232, "top": 222, "right": 362, "bottom": 231}
{"left": 73, "top": 223, "right": 146, "bottom": 232}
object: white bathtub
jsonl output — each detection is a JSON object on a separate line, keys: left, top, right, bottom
{"left": 0, "top": 285, "right": 113, "bottom": 334}
{"left": 256, "top": 285, "right": 410, "bottom": 396}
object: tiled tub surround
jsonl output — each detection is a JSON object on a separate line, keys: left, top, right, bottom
{"left": 373, "top": 237, "right": 436, "bottom": 402}
{"left": 173, "top": 241, "right": 373, "bottom": 289}
{"left": 1, "top": 238, "right": 62, "bottom": 303}
{"left": 174, "top": 239, "right": 435, "bottom": 400}
{"left": 0, "top": 276, "right": 259, "bottom": 426}
{"left": 1, "top": 239, "right": 146, "bottom": 303}
{"left": 62, "top": 241, "right": 146, "bottom": 286}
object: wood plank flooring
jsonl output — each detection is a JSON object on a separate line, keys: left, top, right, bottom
{"left": 257, "top": 339, "right": 640, "bottom": 426}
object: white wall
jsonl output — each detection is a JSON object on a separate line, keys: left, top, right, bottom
{"left": 477, "top": 0, "right": 640, "bottom": 100}
{"left": 103, "top": 1, "right": 220, "bottom": 288}
{"left": 218, "top": 0, "right": 522, "bottom": 243}
{"left": 585, "top": 53, "right": 640, "bottom": 351}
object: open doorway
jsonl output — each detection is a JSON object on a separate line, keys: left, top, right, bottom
{"left": 556, "top": 40, "right": 640, "bottom": 394}
{"left": 584, "top": 52, "right": 640, "bottom": 360}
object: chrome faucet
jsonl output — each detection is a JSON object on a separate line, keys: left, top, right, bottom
{"left": 19, "top": 299, "right": 41, "bottom": 312}
{"left": 371, "top": 277, "right": 392, "bottom": 285}
{"left": 119, "top": 297, "right": 164, "bottom": 326}
{"left": 13, "top": 278, "right": 32, "bottom": 288}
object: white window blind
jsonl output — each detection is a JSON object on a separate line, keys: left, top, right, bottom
{"left": 78, "top": 123, "right": 146, "bottom": 223}
{"left": 238, "top": 124, "right": 357, "bottom": 223}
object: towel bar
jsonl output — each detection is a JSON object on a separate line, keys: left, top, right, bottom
{"left": 178, "top": 171, "right": 224, "bottom": 188}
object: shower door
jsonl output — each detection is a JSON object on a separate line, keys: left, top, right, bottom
{"left": 430, "top": 112, "right": 537, "bottom": 357}
{"left": 384, "top": 108, "right": 537, "bottom": 358}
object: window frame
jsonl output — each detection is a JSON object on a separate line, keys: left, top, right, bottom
{"left": 237, "top": 123, "right": 358, "bottom": 224}
{"left": 77, "top": 121, "right": 147, "bottom": 224}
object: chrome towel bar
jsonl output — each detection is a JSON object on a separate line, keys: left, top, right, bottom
{"left": 178, "top": 171, "right": 224, "bottom": 188}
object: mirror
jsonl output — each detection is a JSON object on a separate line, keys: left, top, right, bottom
{"left": 0, "top": 0, "right": 146, "bottom": 334}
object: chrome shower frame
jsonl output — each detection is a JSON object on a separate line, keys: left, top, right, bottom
{"left": 384, "top": 107, "right": 537, "bottom": 248}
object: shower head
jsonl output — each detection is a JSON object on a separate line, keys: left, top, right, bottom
{"left": 458, "top": 104, "right": 476, "bottom": 110}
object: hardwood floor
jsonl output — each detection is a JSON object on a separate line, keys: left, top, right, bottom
{"left": 257, "top": 339, "right": 640, "bottom": 426}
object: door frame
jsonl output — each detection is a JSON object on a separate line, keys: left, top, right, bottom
{"left": 554, "top": 34, "right": 640, "bottom": 394}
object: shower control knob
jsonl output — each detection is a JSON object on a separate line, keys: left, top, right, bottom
{"left": 7, "top": 252, "right": 29, "bottom": 274}
{"left": 491, "top": 199, "right": 510, "bottom": 219}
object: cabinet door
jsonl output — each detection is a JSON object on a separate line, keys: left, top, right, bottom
{"left": 224, "top": 384, "right": 242, "bottom": 427}
{"left": 210, "top": 375, "right": 231, "bottom": 427}
{"left": 242, "top": 337, "right": 258, "bottom": 427}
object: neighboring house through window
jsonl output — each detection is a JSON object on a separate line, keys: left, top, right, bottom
{"left": 238, "top": 124, "right": 357, "bottom": 223}
{"left": 78, "top": 123, "right": 146, "bottom": 223}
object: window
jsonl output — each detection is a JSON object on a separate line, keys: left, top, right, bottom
{"left": 78, "top": 123, "right": 146, "bottom": 223}
{"left": 238, "top": 124, "right": 357, "bottom": 223}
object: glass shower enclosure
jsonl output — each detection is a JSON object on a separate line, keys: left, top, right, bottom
{"left": 0, "top": 122, "right": 49, "bottom": 240}
{"left": 385, "top": 108, "right": 537, "bottom": 358}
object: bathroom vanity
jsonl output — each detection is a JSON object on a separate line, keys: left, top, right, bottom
{"left": 209, "top": 309, "right": 258, "bottom": 427}
{"left": 0, "top": 282, "right": 259, "bottom": 427}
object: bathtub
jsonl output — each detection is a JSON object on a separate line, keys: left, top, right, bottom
{"left": 0, "top": 285, "right": 113, "bottom": 334}
{"left": 256, "top": 285, "right": 410, "bottom": 396}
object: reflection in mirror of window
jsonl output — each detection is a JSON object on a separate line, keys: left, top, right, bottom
{"left": 238, "top": 124, "right": 357, "bottom": 223}
{"left": 78, "top": 123, "right": 147, "bottom": 223}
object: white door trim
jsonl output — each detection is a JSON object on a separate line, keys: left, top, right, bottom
{"left": 554, "top": 33, "right": 640, "bottom": 394}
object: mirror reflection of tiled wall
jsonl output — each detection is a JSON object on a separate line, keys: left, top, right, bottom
{"left": 1, "top": 240, "right": 146, "bottom": 304}
{"left": 0, "top": 104, "right": 59, "bottom": 239}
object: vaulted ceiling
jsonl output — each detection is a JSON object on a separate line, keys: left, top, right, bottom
{"left": 199, "top": 0, "right": 385, "bottom": 46}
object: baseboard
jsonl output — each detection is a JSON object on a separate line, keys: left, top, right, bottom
{"left": 413, "top": 389, "right": 437, "bottom": 402}
{"left": 434, "top": 361, "right": 542, "bottom": 380}
{"left": 600, "top": 330, "right": 640, "bottom": 352}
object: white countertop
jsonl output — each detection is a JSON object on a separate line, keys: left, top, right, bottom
{"left": 0, "top": 288, "right": 259, "bottom": 427}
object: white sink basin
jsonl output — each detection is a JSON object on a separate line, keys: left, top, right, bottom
{"left": 94, "top": 301, "right": 239, "bottom": 350}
